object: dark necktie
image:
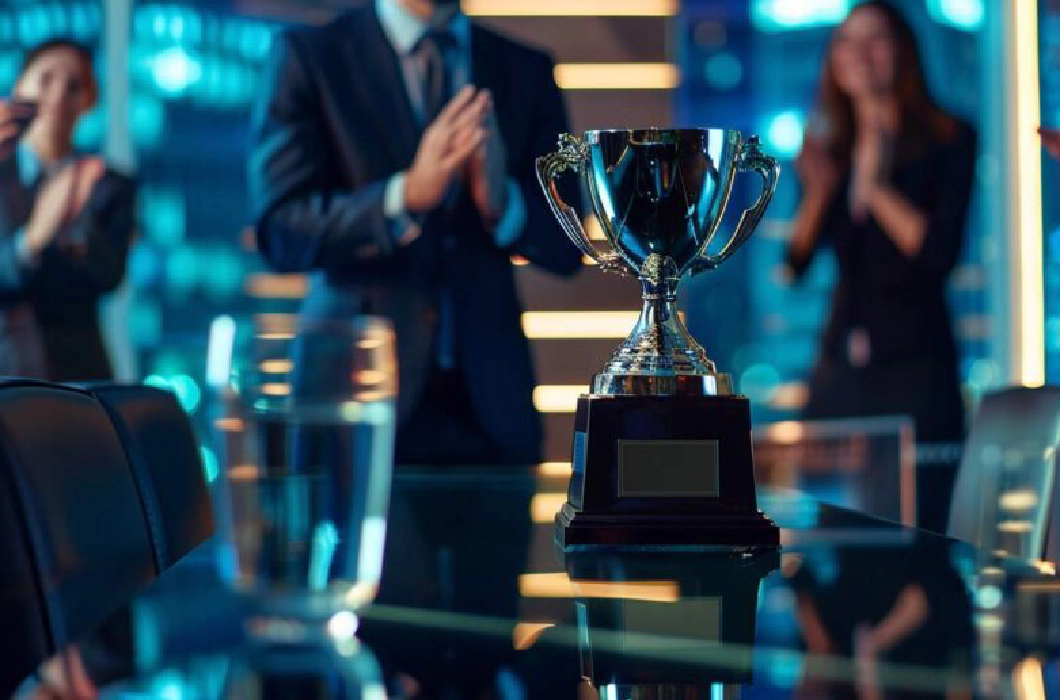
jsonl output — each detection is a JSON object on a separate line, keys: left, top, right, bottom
{"left": 414, "top": 29, "right": 454, "bottom": 124}
{"left": 412, "top": 29, "right": 457, "bottom": 369}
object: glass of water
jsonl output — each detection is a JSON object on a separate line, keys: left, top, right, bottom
{"left": 227, "top": 315, "right": 397, "bottom": 638}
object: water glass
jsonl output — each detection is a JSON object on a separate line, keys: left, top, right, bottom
{"left": 226, "top": 315, "right": 397, "bottom": 631}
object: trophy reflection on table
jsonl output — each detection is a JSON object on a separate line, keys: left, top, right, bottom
{"left": 536, "top": 128, "right": 781, "bottom": 550}
{"left": 563, "top": 549, "right": 779, "bottom": 699}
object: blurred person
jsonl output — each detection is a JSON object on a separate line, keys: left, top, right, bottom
{"left": 791, "top": 537, "right": 974, "bottom": 697}
{"left": 0, "top": 39, "right": 135, "bottom": 381}
{"left": 785, "top": 1, "right": 976, "bottom": 528}
{"left": 249, "top": 0, "right": 581, "bottom": 464}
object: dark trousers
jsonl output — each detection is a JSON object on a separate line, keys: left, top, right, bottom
{"left": 395, "top": 369, "right": 505, "bottom": 465}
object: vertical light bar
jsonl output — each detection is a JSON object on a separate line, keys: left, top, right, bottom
{"left": 101, "top": 0, "right": 136, "bottom": 381}
{"left": 1011, "top": 1, "right": 1044, "bottom": 386}
{"left": 206, "top": 315, "right": 237, "bottom": 388}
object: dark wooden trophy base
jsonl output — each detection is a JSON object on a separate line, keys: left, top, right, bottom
{"left": 556, "top": 393, "right": 780, "bottom": 550}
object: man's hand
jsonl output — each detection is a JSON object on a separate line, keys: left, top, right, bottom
{"left": 405, "top": 85, "right": 489, "bottom": 214}
{"left": 466, "top": 91, "right": 509, "bottom": 225}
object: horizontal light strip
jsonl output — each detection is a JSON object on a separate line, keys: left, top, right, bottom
{"left": 1018, "top": 581, "right": 1060, "bottom": 592}
{"left": 463, "top": 0, "right": 677, "bottom": 16}
{"left": 229, "top": 464, "right": 259, "bottom": 480}
{"left": 757, "top": 420, "right": 804, "bottom": 444}
{"left": 245, "top": 273, "right": 307, "bottom": 299}
{"left": 259, "top": 359, "right": 293, "bottom": 374}
{"left": 768, "top": 381, "right": 808, "bottom": 410}
{"left": 519, "top": 572, "right": 679, "bottom": 602}
{"left": 260, "top": 382, "right": 290, "bottom": 396}
{"left": 523, "top": 311, "right": 637, "bottom": 339}
{"left": 533, "top": 385, "right": 584, "bottom": 413}
{"left": 214, "top": 417, "right": 244, "bottom": 432}
{"left": 514, "top": 254, "right": 602, "bottom": 266}
{"left": 537, "top": 461, "right": 573, "bottom": 477}
{"left": 554, "top": 62, "right": 680, "bottom": 90}
{"left": 530, "top": 492, "right": 568, "bottom": 523}
{"left": 999, "top": 489, "right": 1038, "bottom": 512}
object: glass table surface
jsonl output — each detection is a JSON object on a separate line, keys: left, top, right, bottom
{"left": 104, "top": 466, "right": 1060, "bottom": 699}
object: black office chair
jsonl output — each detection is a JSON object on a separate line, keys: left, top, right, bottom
{"left": 948, "top": 386, "right": 1060, "bottom": 562}
{"left": 82, "top": 384, "right": 215, "bottom": 569}
{"left": 0, "top": 379, "right": 157, "bottom": 695}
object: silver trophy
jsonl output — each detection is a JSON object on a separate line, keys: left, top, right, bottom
{"left": 537, "top": 128, "right": 781, "bottom": 550}
{"left": 536, "top": 128, "right": 779, "bottom": 397}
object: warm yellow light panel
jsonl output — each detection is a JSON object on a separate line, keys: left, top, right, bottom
{"left": 554, "top": 63, "right": 680, "bottom": 90}
{"left": 537, "top": 461, "right": 574, "bottom": 477}
{"left": 1012, "top": 1, "right": 1044, "bottom": 387}
{"left": 463, "top": 0, "right": 677, "bottom": 16}
{"left": 522, "top": 311, "right": 638, "bottom": 339}
{"left": 533, "top": 385, "right": 584, "bottom": 413}
{"left": 245, "top": 274, "right": 308, "bottom": 299}
{"left": 259, "top": 359, "right": 293, "bottom": 374}
{"left": 999, "top": 489, "right": 1038, "bottom": 512}
{"left": 1013, "top": 656, "right": 1046, "bottom": 700}
{"left": 519, "top": 572, "right": 679, "bottom": 602}
{"left": 260, "top": 382, "right": 291, "bottom": 396}
{"left": 530, "top": 492, "right": 568, "bottom": 522}
{"left": 757, "top": 420, "right": 805, "bottom": 444}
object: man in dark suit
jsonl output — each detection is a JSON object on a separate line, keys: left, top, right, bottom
{"left": 248, "top": 0, "right": 581, "bottom": 464}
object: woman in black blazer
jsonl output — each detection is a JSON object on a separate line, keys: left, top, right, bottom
{"left": 786, "top": 2, "right": 975, "bottom": 523}
{"left": 0, "top": 39, "right": 135, "bottom": 381}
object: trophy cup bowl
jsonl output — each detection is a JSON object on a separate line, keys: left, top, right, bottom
{"left": 536, "top": 128, "right": 781, "bottom": 550}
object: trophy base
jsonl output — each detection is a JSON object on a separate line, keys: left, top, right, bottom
{"left": 556, "top": 504, "right": 780, "bottom": 551}
{"left": 556, "top": 393, "right": 780, "bottom": 551}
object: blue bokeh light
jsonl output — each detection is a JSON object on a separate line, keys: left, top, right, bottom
{"left": 150, "top": 45, "right": 202, "bottom": 95}
{"left": 703, "top": 52, "right": 743, "bottom": 91}
{"left": 764, "top": 110, "right": 805, "bottom": 159}
{"left": 927, "top": 0, "right": 984, "bottom": 31}
{"left": 751, "top": 0, "right": 851, "bottom": 32}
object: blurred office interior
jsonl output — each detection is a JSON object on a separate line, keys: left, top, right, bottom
{"left": 0, "top": 0, "right": 1050, "bottom": 467}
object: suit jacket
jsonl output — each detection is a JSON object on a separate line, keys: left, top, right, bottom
{"left": 785, "top": 120, "right": 975, "bottom": 441}
{"left": 249, "top": 5, "right": 581, "bottom": 461}
{"left": 786, "top": 121, "right": 975, "bottom": 369}
{"left": 0, "top": 156, "right": 136, "bottom": 381}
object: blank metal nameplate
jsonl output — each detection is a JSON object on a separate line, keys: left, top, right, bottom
{"left": 618, "top": 439, "right": 720, "bottom": 497}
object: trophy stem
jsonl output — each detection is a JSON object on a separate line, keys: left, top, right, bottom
{"left": 591, "top": 254, "right": 733, "bottom": 397}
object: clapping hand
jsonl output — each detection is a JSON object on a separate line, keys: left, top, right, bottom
{"left": 404, "top": 85, "right": 490, "bottom": 215}
{"left": 24, "top": 157, "right": 105, "bottom": 258}
{"left": 795, "top": 134, "right": 840, "bottom": 201}
{"left": 465, "top": 90, "right": 509, "bottom": 225}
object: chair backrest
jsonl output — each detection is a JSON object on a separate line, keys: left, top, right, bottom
{"left": 0, "top": 380, "right": 156, "bottom": 695}
{"left": 753, "top": 415, "right": 917, "bottom": 526}
{"left": 82, "top": 384, "right": 215, "bottom": 569}
{"left": 947, "top": 386, "right": 1060, "bottom": 561}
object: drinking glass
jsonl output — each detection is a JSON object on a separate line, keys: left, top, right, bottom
{"left": 226, "top": 315, "right": 397, "bottom": 639}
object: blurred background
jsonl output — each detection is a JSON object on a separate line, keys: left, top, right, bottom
{"left": 0, "top": 0, "right": 1052, "bottom": 466}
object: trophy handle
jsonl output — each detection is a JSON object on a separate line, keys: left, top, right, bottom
{"left": 536, "top": 134, "right": 631, "bottom": 275}
{"left": 694, "top": 135, "right": 780, "bottom": 272}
